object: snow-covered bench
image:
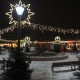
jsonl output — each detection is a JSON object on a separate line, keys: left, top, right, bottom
{"left": 51, "top": 61, "right": 80, "bottom": 72}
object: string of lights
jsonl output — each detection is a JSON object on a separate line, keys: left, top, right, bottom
{"left": 25, "top": 23, "right": 80, "bottom": 34}
{"left": 0, "top": 23, "right": 80, "bottom": 36}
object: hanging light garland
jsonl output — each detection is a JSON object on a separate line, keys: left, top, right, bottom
{"left": 25, "top": 23, "right": 80, "bottom": 34}
{"left": 0, "top": 23, "right": 80, "bottom": 36}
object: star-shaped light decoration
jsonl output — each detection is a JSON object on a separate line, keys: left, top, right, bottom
{"left": 23, "top": 36, "right": 30, "bottom": 43}
{"left": 23, "top": 36, "right": 31, "bottom": 44}
{"left": 55, "top": 36, "right": 61, "bottom": 42}
{"left": 6, "top": 0, "right": 34, "bottom": 25}
{"left": 26, "top": 36, "right": 30, "bottom": 41}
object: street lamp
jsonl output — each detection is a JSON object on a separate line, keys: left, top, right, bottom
{"left": 16, "top": 6, "right": 24, "bottom": 53}
{"left": 6, "top": 0, "right": 34, "bottom": 53}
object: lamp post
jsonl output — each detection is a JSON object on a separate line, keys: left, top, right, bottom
{"left": 6, "top": 0, "right": 34, "bottom": 53}
{"left": 16, "top": 6, "right": 24, "bottom": 53}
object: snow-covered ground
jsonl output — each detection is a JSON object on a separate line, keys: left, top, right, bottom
{"left": 0, "top": 50, "right": 80, "bottom": 80}
{"left": 30, "top": 61, "right": 80, "bottom": 80}
{"left": 0, "top": 50, "right": 9, "bottom": 60}
{"left": 30, "top": 53, "right": 80, "bottom": 80}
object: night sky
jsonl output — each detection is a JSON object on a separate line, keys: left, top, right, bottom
{"left": 0, "top": 0, "right": 80, "bottom": 41}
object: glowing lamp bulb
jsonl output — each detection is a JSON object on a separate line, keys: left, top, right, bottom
{"left": 16, "top": 6, "right": 24, "bottom": 15}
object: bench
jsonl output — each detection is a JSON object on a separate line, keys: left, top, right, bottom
{"left": 51, "top": 61, "right": 80, "bottom": 72}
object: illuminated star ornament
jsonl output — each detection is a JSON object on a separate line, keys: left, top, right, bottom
{"left": 6, "top": 0, "right": 34, "bottom": 25}
{"left": 23, "top": 36, "right": 31, "bottom": 44}
{"left": 25, "top": 36, "right": 30, "bottom": 41}
{"left": 55, "top": 36, "right": 61, "bottom": 42}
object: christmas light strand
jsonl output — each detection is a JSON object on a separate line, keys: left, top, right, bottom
{"left": 0, "top": 23, "right": 80, "bottom": 36}
{"left": 25, "top": 23, "right": 80, "bottom": 34}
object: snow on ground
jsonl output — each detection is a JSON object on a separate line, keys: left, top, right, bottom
{"left": 30, "top": 53, "right": 80, "bottom": 80}
{"left": 0, "top": 50, "right": 9, "bottom": 60}
{"left": 0, "top": 51, "right": 80, "bottom": 80}
{"left": 30, "top": 61, "right": 54, "bottom": 80}
{"left": 30, "top": 61, "right": 79, "bottom": 80}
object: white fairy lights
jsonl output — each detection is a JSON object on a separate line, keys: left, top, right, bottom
{"left": 0, "top": 23, "right": 80, "bottom": 36}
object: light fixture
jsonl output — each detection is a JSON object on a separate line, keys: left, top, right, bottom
{"left": 15, "top": 6, "right": 24, "bottom": 15}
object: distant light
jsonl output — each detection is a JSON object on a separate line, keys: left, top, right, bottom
{"left": 16, "top": 6, "right": 24, "bottom": 15}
